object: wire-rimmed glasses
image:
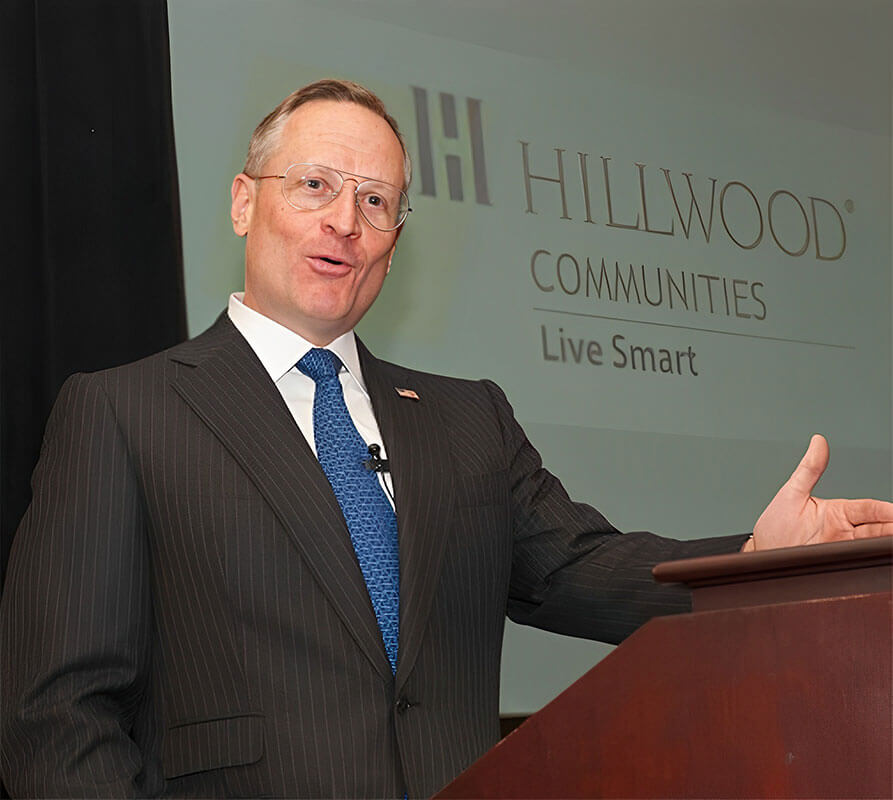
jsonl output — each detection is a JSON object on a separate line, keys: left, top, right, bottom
{"left": 252, "top": 163, "right": 411, "bottom": 232}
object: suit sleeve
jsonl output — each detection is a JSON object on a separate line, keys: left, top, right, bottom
{"left": 1, "top": 373, "right": 154, "bottom": 798}
{"left": 480, "top": 380, "right": 748, "bottom": 644}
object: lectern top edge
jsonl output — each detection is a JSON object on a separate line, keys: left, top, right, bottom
{"left": 653, "top": 534, "right": 892, "bottom": 586}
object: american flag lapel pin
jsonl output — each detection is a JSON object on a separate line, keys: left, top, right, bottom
{"left": 395, "top": 387, "right": 420, "bottom": 401}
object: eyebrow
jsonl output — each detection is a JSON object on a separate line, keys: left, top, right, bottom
{"left": 289, "top": 162, "right": 403, "bottom": 190}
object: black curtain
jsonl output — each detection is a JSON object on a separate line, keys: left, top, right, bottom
{"left": 1, "top": 0, "right": 187, "bottom": 590}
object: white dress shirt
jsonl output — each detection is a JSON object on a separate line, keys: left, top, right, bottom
{"left": 227, "top": 293, "right": 394, "bottom": 506}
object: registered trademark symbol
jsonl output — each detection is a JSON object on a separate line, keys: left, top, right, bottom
{"left": 844, "top": 199, "right": 854, "bottom": 213}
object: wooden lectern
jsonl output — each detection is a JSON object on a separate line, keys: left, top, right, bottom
{"left": 435, "top": 537, "right": 892, "bottom": 799}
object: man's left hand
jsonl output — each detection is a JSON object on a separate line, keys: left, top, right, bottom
{"left": 746, "top": 434, "right": 893, "bottom": 552}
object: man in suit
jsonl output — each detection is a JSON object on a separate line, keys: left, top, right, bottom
{"left": 3, "top": 79, "right": 892, "bottom": 799}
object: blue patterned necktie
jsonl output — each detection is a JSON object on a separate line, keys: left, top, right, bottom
{"left": 297, "top": 348, "right": 399, "bottom": 673}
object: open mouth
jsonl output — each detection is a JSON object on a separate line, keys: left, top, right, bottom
{"left": 309, "top": 255, "right": 353, "bottom": 274}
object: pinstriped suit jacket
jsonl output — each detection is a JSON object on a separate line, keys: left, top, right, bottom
{"left": 1, "top": 314, "right": 744, "bottom": 798}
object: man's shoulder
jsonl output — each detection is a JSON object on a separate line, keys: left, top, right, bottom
{"left": 360, "top": 346, "right": 513, "bottom": 423}
{"left": 362, "top": 349, "right": 497, "bottom": 397}
{"left": 61, "top": 313, "right": 238, "bottom": 392}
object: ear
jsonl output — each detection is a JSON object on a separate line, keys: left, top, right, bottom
{"left": 231, "top": 173, "right": 256, "bottom": 237}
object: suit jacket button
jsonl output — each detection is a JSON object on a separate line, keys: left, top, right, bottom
{"left": 396, "top": 697, "right": 413, "bottom": 714}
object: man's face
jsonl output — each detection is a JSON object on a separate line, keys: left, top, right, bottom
{"left": 231, "top": 100, "right": 405, "bottom": 345}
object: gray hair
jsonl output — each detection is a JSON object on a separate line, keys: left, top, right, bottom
{"left": 243, "top": 78, "right": 412, "bottom": 191}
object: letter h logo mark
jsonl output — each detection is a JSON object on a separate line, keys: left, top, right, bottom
{"left": 412, "top": 87, "right": 491, "bottom": 204}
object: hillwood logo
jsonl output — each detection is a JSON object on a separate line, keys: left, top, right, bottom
{"left": 410, "top": 87, "right": 848, "bottom": 262}
{"left": 411, "top": 87, "right": 491, "bottom": 204}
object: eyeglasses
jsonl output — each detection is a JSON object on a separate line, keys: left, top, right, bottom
{"left": 252, "top": 163, "right": 412, "bottom": 231}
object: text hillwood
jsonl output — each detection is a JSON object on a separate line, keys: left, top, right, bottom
{"left": 519, "top": 142, "right": 847, "bottom": 261}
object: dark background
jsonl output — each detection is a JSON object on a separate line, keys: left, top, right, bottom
{"left": 1, "top": 0, "right": 187, "bottom": 605}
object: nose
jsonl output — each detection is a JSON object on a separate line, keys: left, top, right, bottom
{"left": 321, "top": 179, "right": 361, "bottom": 237}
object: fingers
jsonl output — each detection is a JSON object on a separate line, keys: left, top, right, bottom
{"left": 842, "top": 498, "right": 893, "bottom": 526}
{"left": 786, "top": 434, "right": 830, "bottom": 496}
{"left": 852, "top": 524, "right": 893, "bottom": 539}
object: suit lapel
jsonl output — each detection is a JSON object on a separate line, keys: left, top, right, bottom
{"left": 168, "top": 317, "right": 393, "bottom": 679}
{"left": 358, "top": 341, "right": 455, "bottom": 690}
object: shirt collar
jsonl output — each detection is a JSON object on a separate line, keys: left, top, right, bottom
{"left": 227, "top": 292, "right": 368, "bottom": 394}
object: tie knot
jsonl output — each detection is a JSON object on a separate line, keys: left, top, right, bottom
{"left": 297, "top": 348, "right": 342, "bottom": 383}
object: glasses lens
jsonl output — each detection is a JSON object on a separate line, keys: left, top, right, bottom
{"left": 283, "top": 164, "right": 341, "bottom": 210}
{"left": 280, "top": 164, "right": 409, "bottom": 230}
{"left": 357, "top": 181, "right": 409, "bottom": 231}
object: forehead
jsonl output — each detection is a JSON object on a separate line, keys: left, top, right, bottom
{"left": 274, "top": 100, "right": 404, "bottom": 187}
